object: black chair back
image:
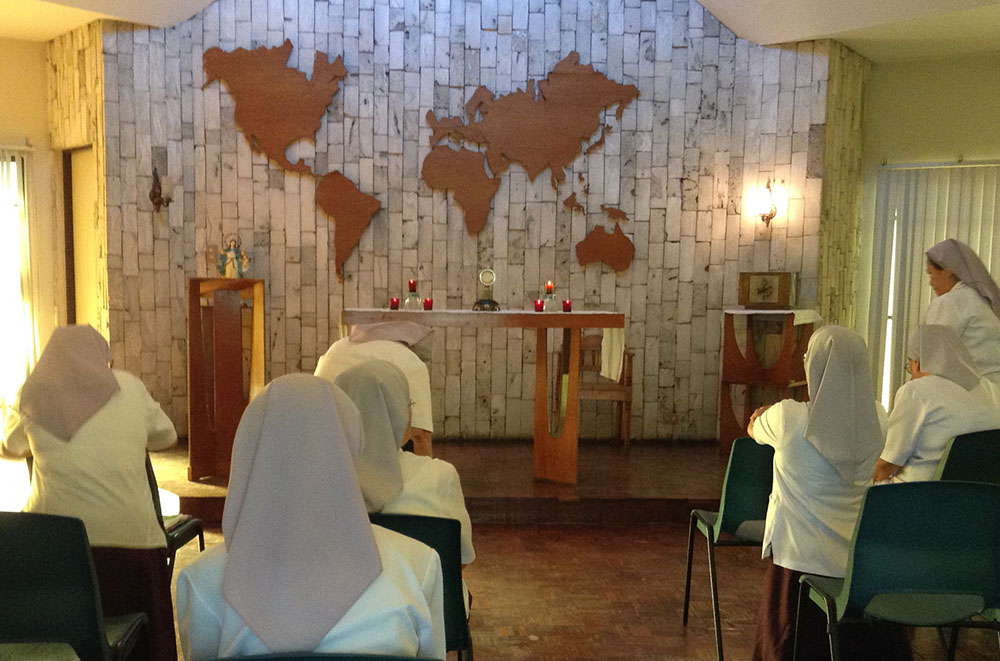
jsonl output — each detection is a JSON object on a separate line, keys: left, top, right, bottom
{"left": 369, "top": 513, "right": 470, "bottom": 655}
{"left": 937, "top": 429, "right": 1000, "bottom": 485}
{"left": 0, "top": 512, "right": 114, "bottom": 659}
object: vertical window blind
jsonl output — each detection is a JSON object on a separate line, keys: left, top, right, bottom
{"left": 868, "top": 163, "right": 1000, "bottom": 407}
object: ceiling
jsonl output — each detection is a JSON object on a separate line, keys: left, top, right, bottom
{"left": 0, "top": 0, "right": 215, "bottom": 42}
{"left": 699, "top": 0, "right": 1000, "bottom": 63}
{"left": 2, "top": 0, "right": 1000, "bottom": 63}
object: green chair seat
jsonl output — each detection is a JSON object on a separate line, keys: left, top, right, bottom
{"left": 863, "top": 593, "right": 985, "bottom": 626}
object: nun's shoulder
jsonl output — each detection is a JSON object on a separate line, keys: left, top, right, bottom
{"left": 110, "top": 369, "right": 152, "bottom": 393}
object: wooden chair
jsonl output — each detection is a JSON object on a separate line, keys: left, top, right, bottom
{"left": 553, "top": 332, "right": 633, "bottom": 450}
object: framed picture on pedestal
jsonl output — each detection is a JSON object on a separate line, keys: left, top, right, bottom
{"left": 738, "top": 272, "right": 797, "bottom": 309}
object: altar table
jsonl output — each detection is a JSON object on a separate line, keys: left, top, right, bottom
{"left": 340, "top": 309, "right": 626, "bottom": 484}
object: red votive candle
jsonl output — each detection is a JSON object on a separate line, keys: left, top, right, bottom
{"left": 545, "top": 280, "right": 554, "bottom": 294}
{"left": 408, "top": 279, "right": 417, "bottom": 292}
{"left": 389, "top": 297, "right": 400, "bottom": 309}
{"left": 563, "top": 299, "right": 572, "bottom": 312}
{"left": 423, "top": 297, "right": 433, "bottom": 310}
{"left": 534, "top": 299, "right": 545, "bottom": 312}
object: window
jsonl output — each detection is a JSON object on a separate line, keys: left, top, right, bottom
{"left": 868, "top": 163, "right": 1000, "bottom": 407}
{"left": 0, "top": 148, "right": 36, "bottom": 511}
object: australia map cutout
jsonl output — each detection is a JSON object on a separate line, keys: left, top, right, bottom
{"left": 203, "top": 40, "right": 380, "bottom": 281}
{"left": 422, "top": 51, "right": 640, "bottom": 272}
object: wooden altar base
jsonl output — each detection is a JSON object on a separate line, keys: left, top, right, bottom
{"left": 151, "top": 439, "right": 726, "bottom": 527}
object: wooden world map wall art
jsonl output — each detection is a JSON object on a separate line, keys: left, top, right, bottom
{"left": 203, "top": 40, "right": 381, "bottom": 281}
{"left": 421, "top": 51, "right": 640, "bottom": 272}
{"left": 204, "top": 43, "right": 638, "bottom": 281}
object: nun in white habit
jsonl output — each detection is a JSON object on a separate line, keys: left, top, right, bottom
{"left": 332, "top": 360, "right": 475, "bottom": 565}
{"left": 924, "top": 238, "right": 1000, "bottom": 380}
{"left": 747, "top": 325, "right": 909, "bottom": 661}
{"left": 175, "top": 374, "right": 445, "bottom": 660}
{"left": 2, "top": 325, "right": 178, "bottom": 661}
{"left": 876, "top": 325, "right": 1000, "bottom": 483}
{"left": 316, "top": 321, "right": 435, "bottom": 455}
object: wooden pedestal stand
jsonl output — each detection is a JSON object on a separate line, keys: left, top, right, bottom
{"left": 187, "top": 278, "right": 265, "bottom": 481}
{"left": 718, "top": 310, "right": 815, "bottom": 457}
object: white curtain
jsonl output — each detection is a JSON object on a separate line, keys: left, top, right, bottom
{"left": 868, "top": 163, "right": 1000, "bottom": 406}
{"left": 0, "top": 149, "right": 36, "bottom": 414}
{"left": 0, "top": 148, "right": 35, "bottom": 512}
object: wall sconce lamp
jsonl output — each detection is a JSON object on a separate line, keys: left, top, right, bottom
{"left": 149, "top": 168, "right": 174, "bottom": 212}
{"left": 758, "top": 178, "right": 777, "bottom": 227}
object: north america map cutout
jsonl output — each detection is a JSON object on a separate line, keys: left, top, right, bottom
{"left": 203, "top": 40, "right": 380, "bottom": 281}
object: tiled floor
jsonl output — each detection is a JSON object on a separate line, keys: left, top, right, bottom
{"left": 173, "top": 523, "right": 999, "bottom": 660}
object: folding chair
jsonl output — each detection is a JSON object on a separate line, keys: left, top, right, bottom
{"left": 145, "top": 454, "right": 205, "bottom": 576}
{"left": 681, "top": 436, "right": 774, "bottom": 661}
{"left": 795, "top": 481, "right": 1000, "bottom": 661}
{"left": 0, "top": 511, "right": 149, "bottom": 660}
{"left": 369, "top": 513, "right": 472, "bottom": 660}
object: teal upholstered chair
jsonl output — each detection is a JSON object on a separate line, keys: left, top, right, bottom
{"left": 0, "top": 511, "right": 149, "bottom": 660}
{"left": 682, "top": 436, "right": 774, "bottom": 661}
{"left": 795, "top": 481, "right": 1000, "bottom": 661}
{"left": 369, "top": 513, "right": 471, "bottom": 660}
{"left": 933, "top": 429, "right": 1000, "bottom": 654}
{"left": 934, "top": 429, "right": 1000, "bottom": 484}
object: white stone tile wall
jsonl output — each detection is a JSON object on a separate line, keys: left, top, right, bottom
{"left": 818, "top": 42, "right": 869, "bottom": 329}
{"left": 47, "top": 23, "right": 111, "bottom": 349}
{"left": 47, "top": 1, "right": 865, "bottom": 441}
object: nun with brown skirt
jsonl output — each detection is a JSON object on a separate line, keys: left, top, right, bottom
{"left": 746, "top": 325, "right": 911, "bottom": 661}
{"left": 924, "top": 238, "right": 1000, "bottom": 381}
{"left": 331, "top": 360, "right": 475, "bottom": 566}
{"left": 0, "top": 325, "right": 179, "bottom": 661}
{"left": 175, "top": 373, "right": 445, "bottom": 660}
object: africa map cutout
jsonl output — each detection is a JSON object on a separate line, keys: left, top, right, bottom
{"left": 203, "top": 40, "right": 380, "bottom": 281}
{"left": 422, "top": 51, "right": 639, "bottom": 271}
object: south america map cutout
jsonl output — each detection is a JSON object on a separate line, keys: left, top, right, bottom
{"left": 422, "top": 51, "right": 639, "bottom": 270}
{"left": 204, "top": 40, "right": 380, "bottom": 281}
